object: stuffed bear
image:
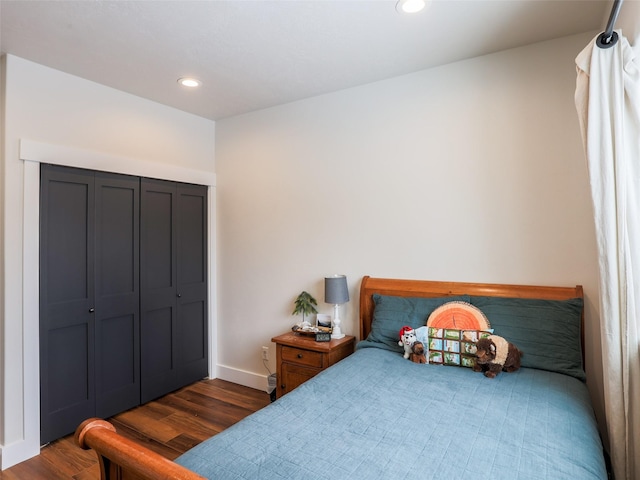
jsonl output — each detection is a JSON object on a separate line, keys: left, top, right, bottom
{"left": 409, "top": 341, "right": 427, "bottom": 364}
{"left": 473, "top": 334, "right": 522, "bottom": 378}
{"left": 398, "top": 326, "right": 417, "bottom": 359}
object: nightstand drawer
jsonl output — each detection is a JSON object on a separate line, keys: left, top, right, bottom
{"left": 272, "top": 332, "right": 355, "bottom": 398}
{"left": 281, "top": 346, "right": 324, "bottom": 368}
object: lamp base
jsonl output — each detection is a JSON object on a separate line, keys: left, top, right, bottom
{"left": 331, "top": 303, "right": 345, "bottom": 339}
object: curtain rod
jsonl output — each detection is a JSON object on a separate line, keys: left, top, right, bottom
{"left": 597, "top": 0, "right": 623, "bottom": 49}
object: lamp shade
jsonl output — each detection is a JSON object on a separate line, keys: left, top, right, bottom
{"left": 325, "top": 275, "right": 349, "bottom": 305}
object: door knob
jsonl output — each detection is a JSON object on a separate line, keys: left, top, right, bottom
{"left": 89, "top": 308, "right": 95, "bottom": 313}
{"left": 177, "top": 293, "right": 182, "bottom": 298}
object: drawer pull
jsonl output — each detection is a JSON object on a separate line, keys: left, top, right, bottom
{"left": 297, "top": 354, "right": 303, "bottom": 359}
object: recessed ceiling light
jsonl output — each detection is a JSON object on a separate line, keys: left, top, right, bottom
{"left": 396, "top": 0, "right": 427, "bottom": 14}
{"left": 178, "top": 77, "right": 201, "bottom": 88}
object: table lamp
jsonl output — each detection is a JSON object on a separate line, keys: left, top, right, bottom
{"left": 325, "top": 275, "right": 349, "bottom": 339}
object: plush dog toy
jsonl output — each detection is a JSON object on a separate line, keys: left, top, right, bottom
{"left": 409, "top": 341, "right": 427, "bottom": 364}
{"left": 473, "top": 334, "right": 522, "bottom": 378}
{"left": 398, "top": 326, "right": 417, "bottom": 359}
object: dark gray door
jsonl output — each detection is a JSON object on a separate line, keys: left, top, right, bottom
{"left": 40, "top": 165, "right": 140, "bottom": 443}
{"left": 140, "top": 179, "right": 178, "bottom": 402}
{"left": 40, "top": 165, "right": 96, "bottom": 443}
{"left": 140, "top": 179, "right": 208, "bottom": 403}
{"left": 94, "top": 173, "right": 140, "bottom": 419}
{"left": 176, "top": 183, "right": 208, "bottom": 386}
{"left": 41, "top": 167, "right": 207, "bottom": 440}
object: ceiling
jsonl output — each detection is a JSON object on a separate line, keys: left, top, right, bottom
{"left": 0, "top": 0, "right": 610, "bottom": 121}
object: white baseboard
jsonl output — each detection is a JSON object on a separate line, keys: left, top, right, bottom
{"left": 1, "top": 438, "right": 40, "bottom": 470}
{"left": 215, "top": 364, "right": 269, "bottom": 393}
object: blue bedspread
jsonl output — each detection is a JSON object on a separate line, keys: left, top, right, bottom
{"left": 177, "top": 348, "right": 607, "bottom": 479}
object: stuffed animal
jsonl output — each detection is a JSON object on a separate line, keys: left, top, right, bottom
{"left": 398, "top": 326, "right": 417, "bottom": 359}
{"left": 409, "top": 341, "right": 427, "bottom": 364}
{"left": 473, "top": 334, "right": 522, "bottom": 378}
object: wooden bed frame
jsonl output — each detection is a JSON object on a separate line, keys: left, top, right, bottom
{"left": 75, "top": 276, "right": 584, "bottom": 480}
{"left": 75, "top": 418, "right": 205, "bottom": 480}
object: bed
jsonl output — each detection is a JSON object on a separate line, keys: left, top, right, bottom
{"left": 75, "top": 276, "right": 608, "bottom": 480}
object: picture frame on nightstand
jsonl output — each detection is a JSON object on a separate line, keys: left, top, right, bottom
{"left": 316, "top": 314, "right": 332, "bottom": 329}
{"left": 315, "top": 314, "right": 332, "bottom": 341}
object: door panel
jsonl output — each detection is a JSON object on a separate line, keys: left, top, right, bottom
{"left": 94, "top": 173, "right": 140, "bottom": 418}
{"left": 177, "top": 185, "right": 208, "bottom": 385}
{"left": 46, "top": 180, "right": 90, "bottom": 303}
{"left": 140, "top": 179, "right": 178, "bottom": 402}
{"left": 47, "top": 324, "right": 90, "bottom": 411}
{"left": 143, "top": 307, "right": 174, "bottom": 375}
{"left": 178, "top": 192, "right": 205, "bottom": 285}
{"left": 144, "top": 189, "right": 174, "bottom": 290}
{"left": 40, "top": 165, "right": 95, "bottom": 443}
{"left": 99, "top": 314, "right": 136, "bottom": 391}
{"left": 97, "top": 182, "right": 136, "bottom": 294}
{"left": 180, "top": 301, "right": 206, "bottom": 363}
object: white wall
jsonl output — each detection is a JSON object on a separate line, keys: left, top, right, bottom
{"left": 0, "top": 54, "right": 216, "bottom": 468}
{"left": 619, "top": 0, "right": 640, "bottom": 48}
{"left": 215, "top": 31, "right": 606, "bottom": 436}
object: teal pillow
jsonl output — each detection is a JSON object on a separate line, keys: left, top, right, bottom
{"left": 469, "top": 296, "right": 585, "bottom": 381}
{"left": 357, "top": 294, "right": 470, "bottom": 353}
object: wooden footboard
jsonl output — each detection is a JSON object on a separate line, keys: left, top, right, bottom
{"left": 75, "top": 418, "right": 205, "bottom": 480}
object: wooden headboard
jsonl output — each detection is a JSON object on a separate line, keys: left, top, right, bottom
{"left": 359, "top": 276, "right": 584, "bottom": 348}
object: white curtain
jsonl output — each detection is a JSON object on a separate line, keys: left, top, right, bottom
{"left": 575, "top": 31, "right": 640, "bottom": 480}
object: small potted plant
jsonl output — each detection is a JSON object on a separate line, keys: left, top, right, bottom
{"left": 292, "top": 291, "right": 318, "bottom": 328}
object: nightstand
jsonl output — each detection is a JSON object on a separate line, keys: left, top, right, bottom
{"left": 271, "top": 332, "right": 355, "bottom": 397}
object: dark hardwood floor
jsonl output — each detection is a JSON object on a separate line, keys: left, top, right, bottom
{"left": 1, "top": 379, "right": 271, "bottom": 480}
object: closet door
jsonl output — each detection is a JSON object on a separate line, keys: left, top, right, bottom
{"left": 140, "top": 179, "right": 208, "bottom": 403}
{"left": 40, "top": 165, "right": 96, "bottom": 444}
{"left": 40, "top": 165, "right": 140, "bottom": 443}
{"left": 94, "top": 173, "right": 140, "bottom": 418}
{"left": 140, "top": 179, "right": 178, "bottom": 402}
{"left": 176, "top": 183, "right": 208, "bottom": 386}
